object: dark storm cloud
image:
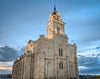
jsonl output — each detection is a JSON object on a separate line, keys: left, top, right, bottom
{"left": 0, "top": 46, "right": 25, "bottom": 74}
{"left": 78, "top": 56, "right": 99, "bottom": 66}
{"left": 0, "top": 46, "right": 19, "bottom": 62}
{"left": 78, "top": 54, "right": 100, "bottom": 74}
{"left": 96, "top": 47, "right": 100, "bottom": 49}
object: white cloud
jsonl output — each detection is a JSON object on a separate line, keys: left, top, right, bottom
{"left": 78, "top": 50, "right": 100, "bottom": 57}
{"left": 0, "top": 61, "right": 13, "bottom": 72}
{"left": 0, "top": 61, "right": 13, "bottom": 67}
{"left": 79, "top": 66, "right": 88, "bottom": 69}
{"left": 0, "top": 45, "right": 4, "bottom": 48}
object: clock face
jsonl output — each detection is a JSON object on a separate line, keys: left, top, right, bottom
{"left": 52, "top": 12, "right": 56, "bottom": 15}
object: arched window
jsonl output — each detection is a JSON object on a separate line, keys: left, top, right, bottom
{"left": 59, "top": 62, "right": 63, "bottom": 69}
{"left": 57, "top": 27, "right": 60, "bottom": 33}
{"left": 59, "top": 48, "right": 63, "bottom": 56}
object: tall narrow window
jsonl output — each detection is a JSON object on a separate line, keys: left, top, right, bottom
{"left": 59, "top": 48, "right": 63, "bottom": 56}
{"left": 59, "top": 62, "right": 63, "bottom": 69}
{"left": 57, "top": 27, "right": 60, "bottom": 33}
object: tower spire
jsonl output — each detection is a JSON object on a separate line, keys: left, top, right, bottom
{"left": 54, "top": 4, "right": 56, "bottom": 11}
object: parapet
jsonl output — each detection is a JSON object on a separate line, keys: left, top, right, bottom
{"left": 28, "top": 40, "right": 33, "bottom": 43}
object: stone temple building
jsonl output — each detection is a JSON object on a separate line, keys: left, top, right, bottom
{"left": 12, "top": 6, "right": 79, "bottom": 79}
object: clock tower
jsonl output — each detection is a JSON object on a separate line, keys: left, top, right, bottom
{"left": 46, "top": 6, "right": 66, "bottom": 39}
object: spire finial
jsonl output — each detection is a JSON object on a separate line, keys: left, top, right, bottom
{"left": 54, "top": 4, "right": 56, "bottom": 11}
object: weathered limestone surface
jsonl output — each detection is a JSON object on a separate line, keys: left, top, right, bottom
{"left": 12, "top": 8, "right": 79, "bottom": 79}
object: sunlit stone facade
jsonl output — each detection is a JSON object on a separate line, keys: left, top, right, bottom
{"left": 12, "top": 7, "right": 79, "bottom": 79}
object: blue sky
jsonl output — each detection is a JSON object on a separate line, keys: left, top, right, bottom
{"left": 0, "top": 0, "right": 100, "bottom": 74}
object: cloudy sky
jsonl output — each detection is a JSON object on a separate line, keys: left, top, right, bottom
{"left": 0, "top": 0, "right": 100, "bottom": 74}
